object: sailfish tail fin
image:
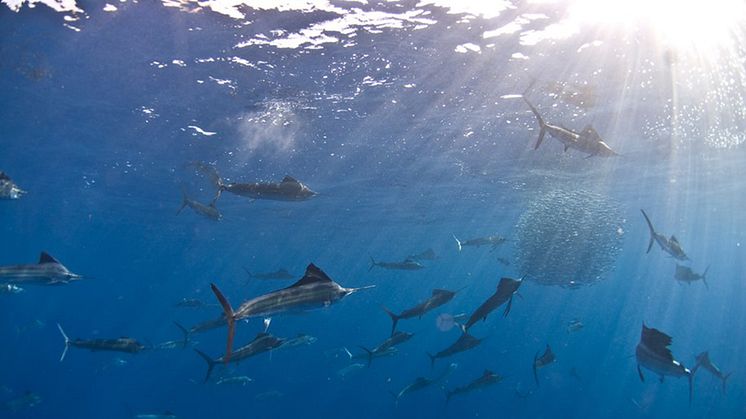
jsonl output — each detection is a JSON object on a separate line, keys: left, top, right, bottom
{"left": 382, "top": 306, "right": 400, "bottom": 336}
{"left": 453, "top": 235, "right": 462, "bottom": 252}
{"left": 210, "top": 283, "right": 236, "bottom": 363}
{"left": 722, "top": 372, "right": 732, "bottom": 394}
{"left": 194, "top": 349, "right": 217, "bottom": 383}
{"left": 56, "top": 323, "right": 70, "bottom": 362}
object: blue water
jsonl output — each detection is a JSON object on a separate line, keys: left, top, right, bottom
{"left": 2, "top": 1, "right": 745, "bottom": 418}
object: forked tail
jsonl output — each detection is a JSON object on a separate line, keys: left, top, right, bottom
{"left": 210, "top": 283, "right": 236, "bottom": 362}
{"left": 173, "top": 321, "right": 190, "bottom": 349}
{"left": 640, "top": 209, "right": 656, "bottom": 253}
{"left": 194, "top": 349, "right": 217, "bottom": 383}
{"left": 702, "top": 265, "right": 711, "bottom": 290}
{"left": 57, "top": 323, "right": 70, "bottom": 362}
{"left": 368, "top": 257, "right": 377, "bottom": 272}
{"left": 358, "top": 346, "right": 374, "bottom": 367}
{"left": 427, "top": 352, "right": 436, "bottom": 369}
{"left": 382, "top": 306, "right": 400, "bottom": 336}
{"left": 521, "top": 95, "right": 547, "bottom": 150}
{"left": 722, "top": 372, "right": 732, "bottom": 394}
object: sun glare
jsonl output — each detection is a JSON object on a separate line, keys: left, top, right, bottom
{"left": 567, "top": 0, "right": 745, "bottom": 52}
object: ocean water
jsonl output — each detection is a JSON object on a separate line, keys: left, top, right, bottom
{"left": 1, "top": 1, "right": 745, "bottom": 418}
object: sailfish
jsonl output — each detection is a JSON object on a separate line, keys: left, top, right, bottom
{"left": 635, "top": 324, "right": 693, "bottom": 404}
{"left": 210, "top": 263, "right": 374, "bottom": 361}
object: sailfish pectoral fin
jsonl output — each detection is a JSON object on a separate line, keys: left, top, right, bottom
{"left": 503, "top": 296, "right": 514, "bottom": 317}
{"left": 534, "top": 128, "right": 546, "bottom": 150}
{"left": 210, "top": 283, "right": 235, "bottom": 363}
{"left": 637, "top": 365, "right": 644, "bottom": 382}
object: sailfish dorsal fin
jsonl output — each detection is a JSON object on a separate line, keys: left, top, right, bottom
{"left": 288, "top": 263, "right": 334, "bottom": 288}
{"left": 641, "top": 324, "right": 674, "bottom": 361}
{"left": 0, "top": 172, "right": 9, "bottom": 181}
{"left": 670, "top": 235, "right": 680, "bottom": 244}
{"left": 282, "top": 176, "right": 299, "bottom": 184}
{"left": 39, "top": 252, "right": 60, "bottom": 264}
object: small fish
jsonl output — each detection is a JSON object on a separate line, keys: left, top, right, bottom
{"left": 0, "top": 252, "right": 83, "bottom": 286}
{"left": 57, "top": 324, "right": 148, "bottom": 361}
{"left": 635, "top": 324, "right": 692, "bottom": 404}
{"left": 176, "top": 187, "right": 221, "bottom": 220}
{"left": 533, "top": 344, "right": 556, "bottom": 386}
{"left": 152, "top": 322, "right": 192, "bottom": 350}
{"left": 133, "top": 411, "right": 176, "bottom": 419}
{"left": 496, "top": 257, "right": 511, "bottom": 266}
{"left": 280, "top": 334, "right": 317, "bottom": 348}
{"left": 567, "top": 319, "right": 584, "bottom": 333}
{"left": 446, "top": 370, "right": 502, "bottom": 402}
{"left": 254, "top": 390, "right": 283, "bottom": 401}
{"left": 0, "top": 171, "right": 26, "bottom": 199}
{"left": 215, "top": 375, "right": 253, "bottom": 386}
{"left": 407, "top": 248, "right": 438, "bottom": 261}
{"left": 369, "top": 257, "right": 424, "bottom": 271}
{"left": 337, "top": 362, "right": 366, "bottom": 378}
{"left": 694, "top": 351, "right": 731, "bottom": 394}
{"left": 358, "top": 331, "right": 414, "bottom": 365}
{"left": 194, "top": 332, "right": 285, "bottom": 382}
{"left": 427, "top": 332, "right": 482, "bottom": 367}
{"left": 641, "top": 210, "right": 688, "bottom": 261}
{"left": 174, "top": 298, "right": 217, "bottom": 309}
{"left": 453, "top": 234, "right": 507, "bottom": 252}
{"left": 391, "top": 363, "right": 457, "bottom": 403}
{"left": 674, "top": 265, "right": 709, "bottom": 288}
{"left": 0, "top": 284, "right": 23, "bottom": 294}
{"left": 194, "top": 162, "right": 316, "bottom": 202}
{"left": 344, "top": 346, "right": 398, "bottom": 363}
{"left": 1, "top": 391, "right": 41, "bottom": 412}
{"left": 383, "top": 288, "right": 460, "bottom": 335}
{"left": 463, "top": 277, "right": 523, "bottom": 331}
{"left": 243, "top": 267, "right": 295, "bottom": 280}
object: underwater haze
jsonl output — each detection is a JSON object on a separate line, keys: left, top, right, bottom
{"left": 1, "top": 0, "right": 745, "bottom": 418}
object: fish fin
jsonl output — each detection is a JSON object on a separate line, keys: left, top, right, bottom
{"left": 194, "top": 349, "right": 217, "bottom": 383}
{"left": 369, "top": 256, "right": 377, "bottom": 272}
{"left": 722, "top": 372, "right": 732, "bottom": 394}
{"left": 640, "top": 210, "right": 655, "bottom": 253}
{"left": 210, "top": 283, "right": 235, "bottom": 362}
{"left": 534, "top": 128, "right": 547, "bottom": 150}
{"left": 381, "top": 306, "right": 400, "bottom": 336}
{"left": 452, "top": 235, "right": 462, "bottom": 252}
{"left": 39, "top": 252, "right": 60, "bottom": 265}
{"left": 57, "top": 323, "right": 70, "bottom": 362}
{"left": 176, "top": 190, "right": 188, "bottom": 215}
{"left": 173, "top": 321, "right": 190, "bottom": 349}
{"left": 503, "top": 295, "right": 513, "bottom": 317}
{"left": 342, "top": 347, "right": 353, "bottom": 360}
{"left": 288, "top": 264, "right": 333, "bottom": 288}
{"left": 358, "top": 346, "right": 374, "bottom": 367}
{"left": 688, "top": 373, "right": 692, "bottom": 406}
{"left": 427, "top": 352, "right": 436, "bottom": 369}
{"left": 281, "top": 175, "right": 299, "bottom": 184}
{"left": 637, "top": 365, "right": 644, "bottom": 382}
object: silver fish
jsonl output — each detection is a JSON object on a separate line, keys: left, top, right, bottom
{"left": 0, "top": 252, "right": 82, "bottom": 286}
{"left": 210, "top": 263, "right": 373, "bottom": 361}
{"left": 641, "top": 210, "right": 688, "bottom": 261}
{"left": 635, "top": 324, "right": 692, "bottom": 403}
{"left": 0, "top": 172, "right": 25, "bottom": 199}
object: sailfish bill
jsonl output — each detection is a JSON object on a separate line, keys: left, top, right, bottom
{"left": 211, "top": 263, "right": 374, "bottom": 361}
